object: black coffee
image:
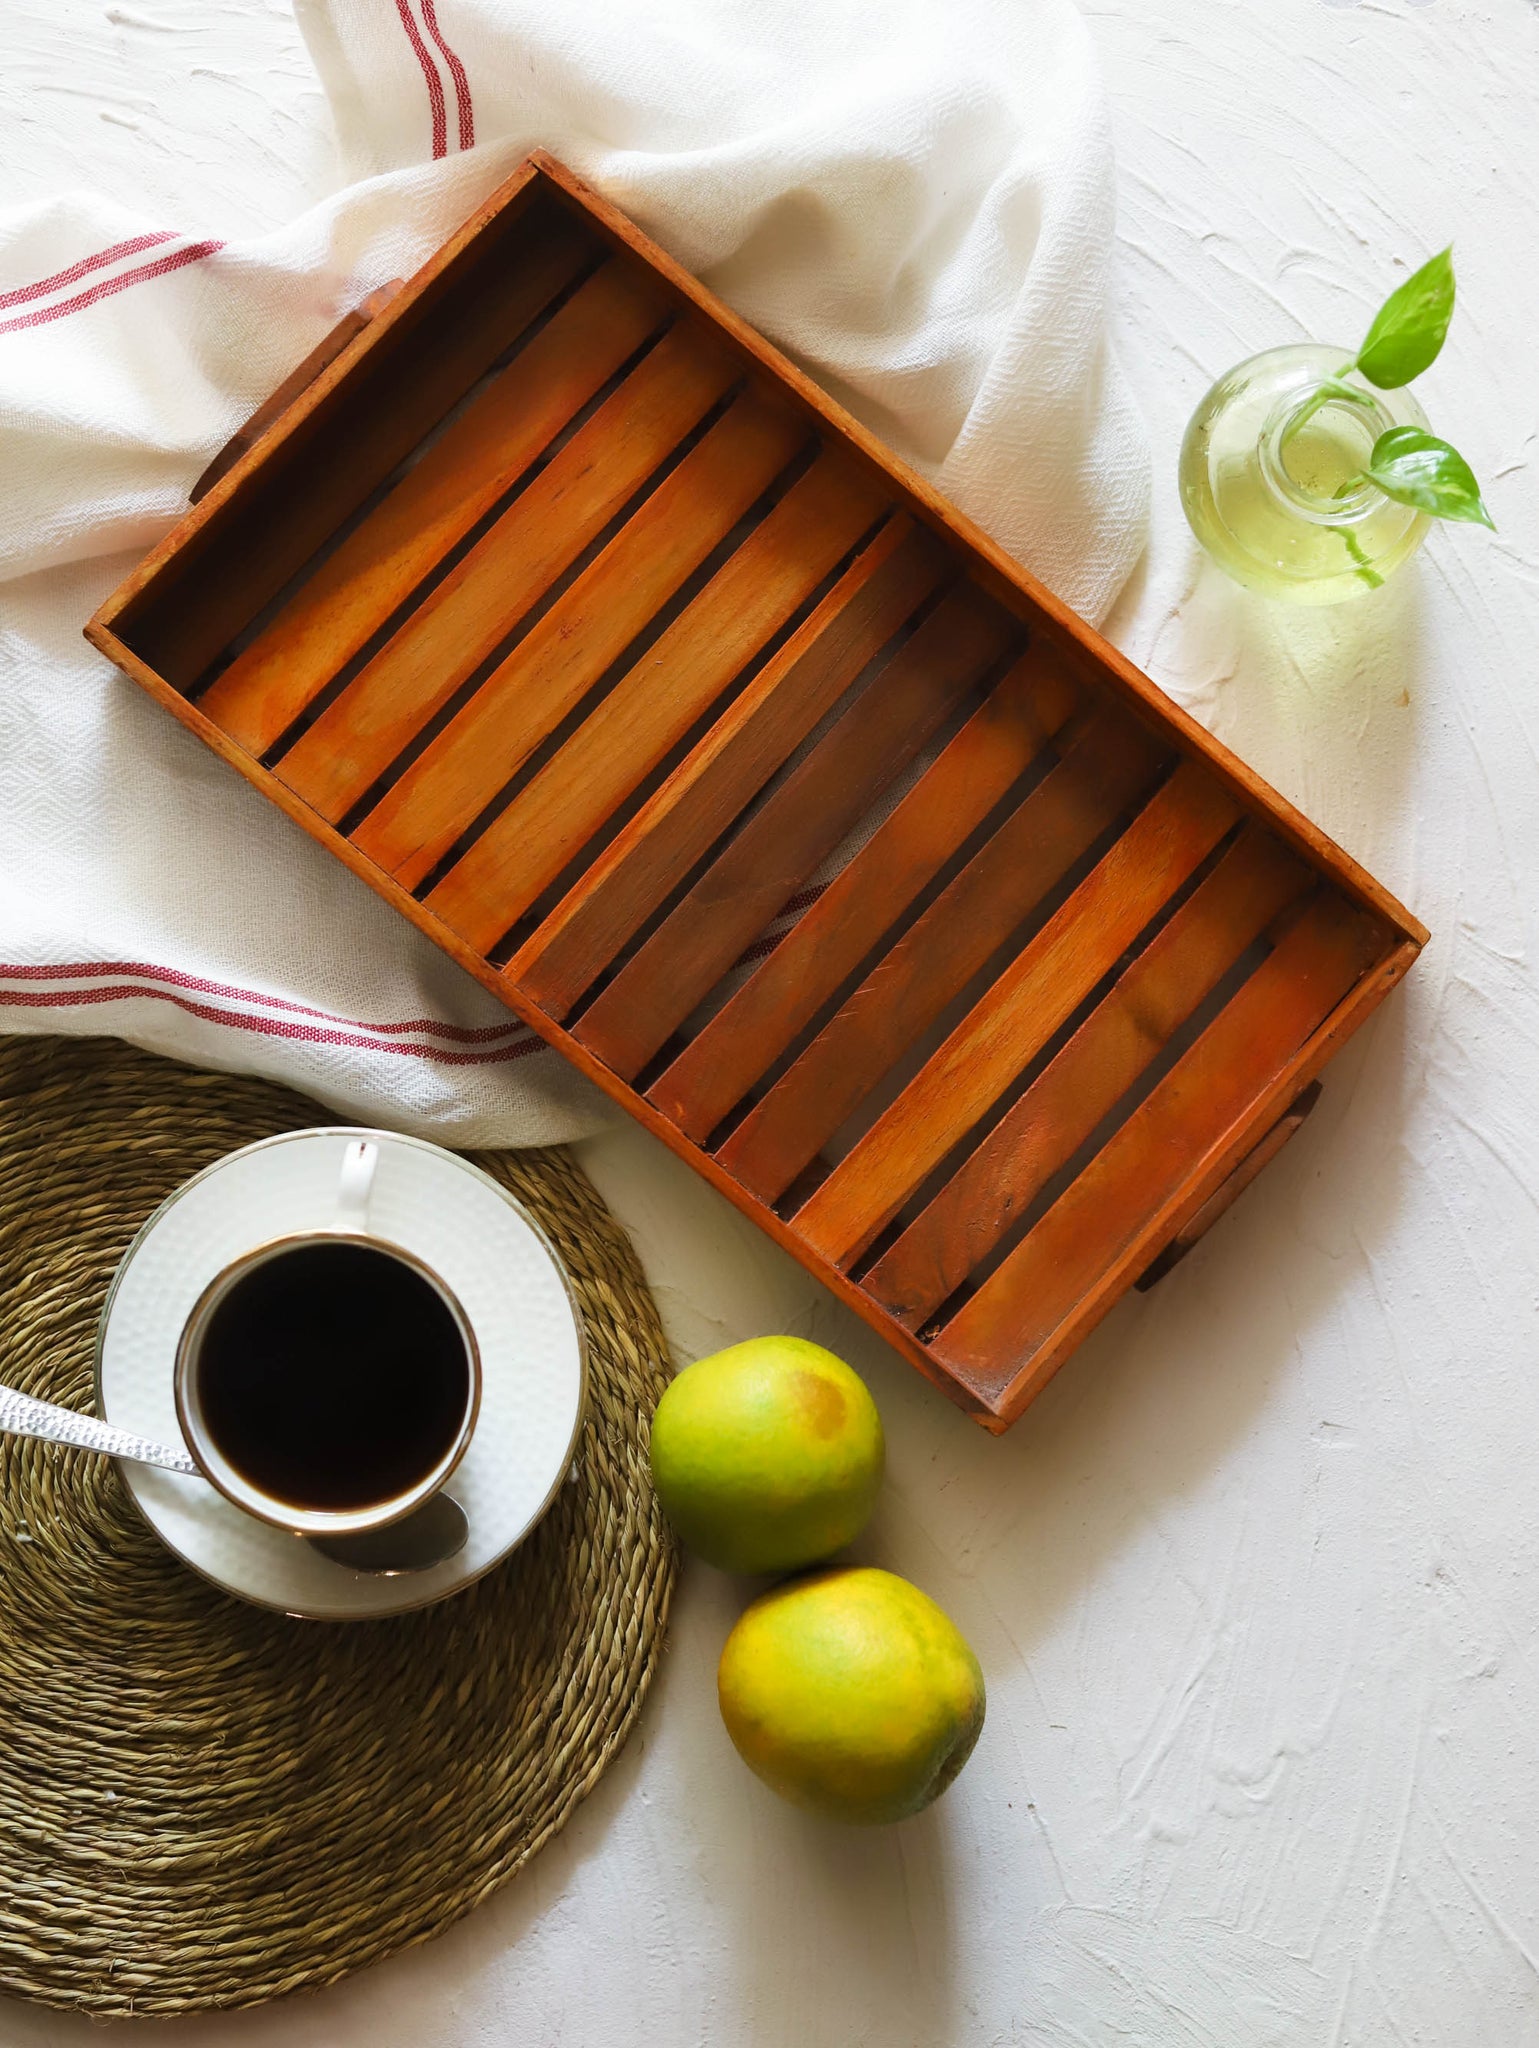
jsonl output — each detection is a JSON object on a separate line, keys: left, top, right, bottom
{"left": 195, "top": 1241, "right": 470, "bottom": 1512}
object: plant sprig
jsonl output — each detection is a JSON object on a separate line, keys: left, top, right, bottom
{"left": 1324, "top": 249, "right": 1494, "bottom": 530}
{"left": 1361, "top": 424, "right": 1494, "bottom": 530}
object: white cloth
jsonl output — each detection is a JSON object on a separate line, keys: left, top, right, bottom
{"left": 0, "top": 0, "right": 1146, "bottom": 1147}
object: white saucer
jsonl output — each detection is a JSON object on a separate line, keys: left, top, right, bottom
{"left": 96, "top": 1129, "right": 586, "bottom": 1620}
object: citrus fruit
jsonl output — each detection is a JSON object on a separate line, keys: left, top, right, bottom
{"left": 717, "top": 1565, "right": 985, "bottom": 1824}
{"left": 649, "top": 1337, "right": 882, "bottom": 1573}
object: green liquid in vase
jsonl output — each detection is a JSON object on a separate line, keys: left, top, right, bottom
{"left": 1180, "top": 343, "right": 1429, "bottom": 605}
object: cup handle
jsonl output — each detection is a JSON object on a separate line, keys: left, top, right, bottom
{"left": 335, "top": 1138, "right": 379, "bottom": 1235}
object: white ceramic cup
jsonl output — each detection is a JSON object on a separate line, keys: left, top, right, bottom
{"left": 173, "top": 1139, "right": 482, "bottom": 1539}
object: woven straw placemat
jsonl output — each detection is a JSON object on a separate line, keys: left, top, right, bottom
{"left": 0, "top": 1035, "right": 677, "bottom": 2018}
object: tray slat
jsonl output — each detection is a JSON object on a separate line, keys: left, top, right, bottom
{"left": 715, "top": 709, "right": 1168, "bottom": 1205}
{"left": 201, "top": 259, "right": 672, "bottom": 757}
{"left": 790, "top": 757, "right": 1242, "bottom": 1262}
{"left": 932, "top": 889, "right": 1389, "bottom": 1402}
{"left": 575, "top": 585, "right": 1019, "bottom": 1080}
{"left": 276, "top": 318, "right": 742, "bottom": 822}
{"left": 864, "top": 823, "right": 1312, "bottom": 1327}
{"left": 350, "top": 390, "right": 807, "bottom": 887}
{"left": 133, "top": 187, "right": 598, "bottom": 690}
{"left": 514, "top": 517, "right": 947, "bottom": 1018}
{"left": 653, "top": 646, "right": 1081, "bottom": 1144}
{"left": 85, "top": 153, "right": 1425, "bottom": 1431}
{"left": 423, "top": 451, "right": 890, "bottom": 952}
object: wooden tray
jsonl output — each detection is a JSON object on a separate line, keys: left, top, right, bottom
{"left": 85, "top": 152, "right": 1426, "bottom": 1432}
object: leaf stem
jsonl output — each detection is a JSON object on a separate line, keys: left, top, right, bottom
{"left": 1338, "top": 524, "right": 1384, "bottom": 590}
{"left": 1279, "top": 375, "right": 1369, "bottom": 463}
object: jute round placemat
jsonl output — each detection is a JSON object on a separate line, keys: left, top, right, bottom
{"left": 0, "top": 1035, "right": 676, "bottom": 2018}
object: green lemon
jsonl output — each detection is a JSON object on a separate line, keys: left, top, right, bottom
{"left": 717, "top": 1566, "right": 985, "bottom": 1824}
{"left": 649, "top": 1337, "right": 883, "bottom": 1573}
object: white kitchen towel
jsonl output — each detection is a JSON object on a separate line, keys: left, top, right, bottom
{"left": 0, "top": 0, "right": 1147, "bottom": 1147}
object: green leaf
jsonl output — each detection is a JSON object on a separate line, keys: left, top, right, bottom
{"left": 1363, "top": 426, "right": 1495, "bottom": 528}
{"left": 1354, "top": 248, "right": 1455, "bottom": 388}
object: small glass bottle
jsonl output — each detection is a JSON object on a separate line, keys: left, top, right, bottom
{"left": 1179, "top": 343, "right": 1430, "bottom": 604}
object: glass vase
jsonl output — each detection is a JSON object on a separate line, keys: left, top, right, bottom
{"left": 1179, "top": 342, "right": 1430, "bottom": 605}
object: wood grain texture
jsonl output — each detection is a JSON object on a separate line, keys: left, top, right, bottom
{"left": 277, "top": 319, "right": 742, "bottom": 822}
{"left": 716, "top": 709, "right": 1169, "bottom": 1207}
{"left": 864, "top": 823, "right": 1312, "bottom": 1327}
{"left": 788, "top": 758, "right": 1239, "bottom": 1262}
{"left": 933, "top": 889, "right": 1390, "bottom": 1397}
{"left": 574, "top": 584, "right": 1020, "bottom": 1081}
{"left": 652, "top": 644, "right": 1081, "bottom": 1142}
{"left": 201, "top": 260, "right": 671, "bottom": 757}
{"left": 513, "top": 518, "right": 947, "bottom": 1017}
{"left": 424, "top": 450, "right": 890, "bottom": 953}
{"left": 1134, "top": 1079, "right": 1321, "bottom": 1292}
{"left": 349, "top": 390, "right": 805, "bottom": 889}
{"left": 122, "top": 187, "right": 594, "bottom": 690}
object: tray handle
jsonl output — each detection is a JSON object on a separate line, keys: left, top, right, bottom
{"left": 1135, "top": 1080, "right": 1322, "bottom": 1291}
{"left": 189, "top": 279, "right": 405, "bottom": 505}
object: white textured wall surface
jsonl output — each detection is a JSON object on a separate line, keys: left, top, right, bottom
{"left": 6, "top": 3, "right": 1539, "bottom": 2043}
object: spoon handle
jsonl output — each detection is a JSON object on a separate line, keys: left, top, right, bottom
{"left": 0, "top": 1384, "right": 197, "bottom": 1475}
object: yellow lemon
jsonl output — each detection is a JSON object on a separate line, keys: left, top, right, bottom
{"left": 649, "top": 1337, "right": 882, "bottom": 1574}
{"left": 718, "top": 1566, "right": 985, "bottom": 1824}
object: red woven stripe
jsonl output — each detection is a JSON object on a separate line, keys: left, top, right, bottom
{"left": 0, "top": 960, "right": 534, "bottom": 1045}
{"left": 394, "top": 0, "right": 449, "bottom": 159}
{"left": 0, "top": 231, "right": 178, "bottom": 312}
{"left": 417, "top": 0, "right": 475, "bottom": 151}
{"left": 0, "top": 239, "right": 221, "bottom": 337}
{"left": 0, "top": 983, "right": 547, "bottom": 1066}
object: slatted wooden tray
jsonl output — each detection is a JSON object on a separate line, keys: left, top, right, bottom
{"left": 85, "top": 152, "right": 1426, "bottom": 1432}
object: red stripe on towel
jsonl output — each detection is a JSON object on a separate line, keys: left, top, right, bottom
{"left": 394, "top": 0, "right": 450, "bottom": 159}
{"left": 0, "top": 960, "right": 535, "bottom": 1045}
{"left": 0, "top": 231, "right": 179, "bottom": 312}
{"left": 417, "top": 0, "right": 475, "bottom": 151}
{"left": 0, "top": 239, "right": 222, "bottom": 336}
{"left": 0, "top": 983, "right": 548, "bottom": 1066}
